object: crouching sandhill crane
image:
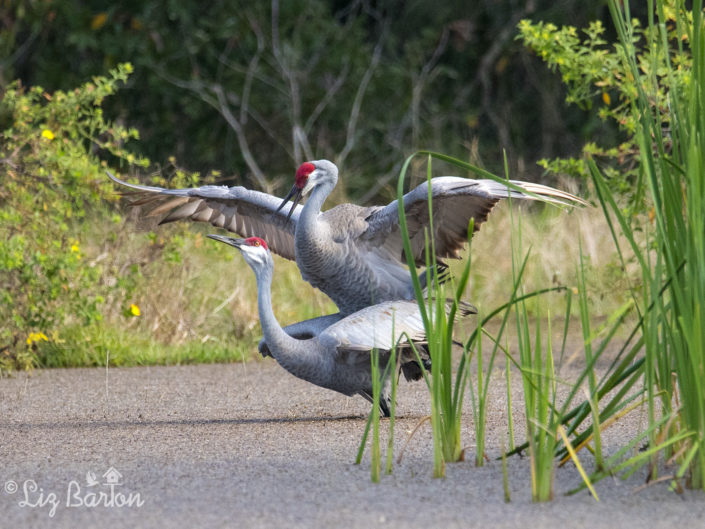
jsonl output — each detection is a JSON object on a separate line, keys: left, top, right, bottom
{"left": 207, "top": 234, "right": 474, "bottom": 415}
{"left": 107, "top": 161, "right": 585, "bottom": 318}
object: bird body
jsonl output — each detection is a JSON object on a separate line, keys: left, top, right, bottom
{"left": 208, "top": 234, "right": 473, "bottom": 414}
{"left": 295, "top": 201, "right": 415, "bottom": 315}
{"left": 278, "top": 160, "right": 587, "bottom": 315}
{"left": 108, "top": 160, "right": 586, "bottom": 317}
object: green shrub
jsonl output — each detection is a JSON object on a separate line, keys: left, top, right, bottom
{"left": 0, "top": 63, "right": 147, "bottom": 371}
{"left": 0, "top": 63, "right": 336, "bottom": 372}
{"left": 518, "top": 10, "right": 691, "bottom": 213}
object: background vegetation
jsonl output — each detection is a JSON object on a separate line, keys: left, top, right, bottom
{"left": 3, "top": 1, "right": 630, "bottom": 194}
{"left": 2, "top": 0, "right": 703, "bottom": 497}
{"left": 1, "top": 0, "right": 636, "bottom": 370}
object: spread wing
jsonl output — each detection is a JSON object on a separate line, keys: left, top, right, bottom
{"left": 360, "top": 177, "right": 587, "bottom": 267}
{"left": 107, "top": 171, "right": 302, "bottom": 261}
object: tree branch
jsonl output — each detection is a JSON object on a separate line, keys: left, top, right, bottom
{"left": 336, "top": 21, "right": 388, "bottom": 169}
{"left": 304, "top": 61, "right": 350, "bottom": 135}
{"left": 211, "top": 84, "right": 270, "bottom": 190}
{"left": 410, "top": 26, "right": 449, "bottom": 146}
{"left": 240, "top": 12, "right": 267, "bottom": 125}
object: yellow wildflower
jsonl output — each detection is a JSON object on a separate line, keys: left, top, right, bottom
{"left": 26, "top": 332, "right": 49, "bottom": 345}
{"left": 71, "top": 243, "right": 80, "bottom": 253}
{"left": 130, "top": 304, "right": 141, "bottom": 317}
{"left": 41, "top": 129, "right": 55, "bottom": 140}
{"left": 602, "top": 92, "right": 611, "bottom": 105}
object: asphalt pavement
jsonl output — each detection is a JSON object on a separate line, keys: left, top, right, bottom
{"left": 1, "top": 361, "right": 702, "bottom": 528}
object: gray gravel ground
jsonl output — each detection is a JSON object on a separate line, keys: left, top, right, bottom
{"left": 1, "top": 361, "right": 703, "bottom": 528}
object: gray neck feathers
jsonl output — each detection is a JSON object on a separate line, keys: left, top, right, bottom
{"left": 254, "top": 260, "right": 318, "bottom": 376}
{"left": 297, "top": 180, "right": 336, "bottom": 256}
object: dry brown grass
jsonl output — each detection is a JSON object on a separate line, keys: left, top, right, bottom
{"left": 87, "top": 215, "right": 335, "bottom": 350}
{"left": 459, "top": 200, "right": 636, "bottom": 316}
{"left": 79, "top": 197, "right": 630, "bottom": 363}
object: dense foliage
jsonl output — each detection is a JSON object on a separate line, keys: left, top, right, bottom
{"left": 519, "top": 9, "right": 692, "bottom": 211}
{"left": 0, "top": 62, "right": 345, "bottom": 371}
{"left": 0, "top": 64, "right": 145, "bottom": 369}
{"left": 3, "top": 0, "right": 613, "bottom": 199}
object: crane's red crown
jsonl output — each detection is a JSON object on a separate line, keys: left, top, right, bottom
{"left": 244, "top": 237, "right": 268, "bottom": 250}
{"left": 295, "top": 162, "right": 315, "bottom": 189}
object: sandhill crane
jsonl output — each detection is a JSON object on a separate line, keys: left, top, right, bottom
{"left": 208, "top": 234, "right": 474, "bottom": 415}
{"left": 107, "top": 161, "right": 585, "bottom": 317}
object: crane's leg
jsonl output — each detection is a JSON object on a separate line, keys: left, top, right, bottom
{"left": 357, "top": 389, "right": 392, "bottom": 417}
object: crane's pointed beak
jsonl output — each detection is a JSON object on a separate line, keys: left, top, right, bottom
{"left": 275, "top": 184, "right": 303, "bottom": 223}
{"left": 206, "top": 234, "right": 245, "bottom": 249}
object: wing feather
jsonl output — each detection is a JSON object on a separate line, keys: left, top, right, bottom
{"left": 107, "top": 171, "right": 301, "bottom": 261}
{"left": 319, "top": 299, "right": 474, "bottom": 356}
{"left": 318, "top": 301, "right": 422, "bottom": 354}
{"left": 361, "top": 177, "right": 586, "bottom": 267}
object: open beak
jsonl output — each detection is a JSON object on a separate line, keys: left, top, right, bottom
{"left": 206, "top": 234, "right": 244, "bottom": 249}
{"left": 275, "top": 184, "right": 303, "bottom": 222}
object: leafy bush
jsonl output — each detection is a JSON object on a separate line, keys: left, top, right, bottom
{"left": 0, "top": 63, "right": 147, "bottom": 371}
{"left": 0, "top": 63, "right": 338, "bottom": 372}
{"left": 518, "top": 9, "right": 691, "bottom": 212}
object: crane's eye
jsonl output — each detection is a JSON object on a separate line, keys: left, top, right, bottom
{"left": 253, "top": 240, "right": 260, "bottom": 247}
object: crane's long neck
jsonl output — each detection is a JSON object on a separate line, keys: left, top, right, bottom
{"left": 299, "top": 180, "right": 335, "bottom": 228}
{"left": 254, "top": 263, "right": 318, "bottom": 375}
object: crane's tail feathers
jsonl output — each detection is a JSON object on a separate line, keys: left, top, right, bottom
{"left": 436, "top": 262, "right": 451, "bottom": 285}
{"left": 454, "top": 299, "right": 478, "bottom": 317}
{"left": 400, "top": 344, "right": 432, "bottom": 382}
{"left": 424, "top": 298, "right": 477, "bottom": 317}
{"left": 420, "top": 262, "right": 451, "bottom": 291}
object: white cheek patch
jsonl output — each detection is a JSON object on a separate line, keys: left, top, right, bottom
{"left": 251, "top": 251, "right": 267, "bottom": 266}
{"left": 241, "top": 246, "right": 268, "bottom": 266}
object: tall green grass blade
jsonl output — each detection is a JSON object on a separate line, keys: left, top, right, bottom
{"left": 385, "top": 343, "right": 398, "bottom": 475}
{"left": 502, "top": 443, "right": 511, "bottom": 503}
{"left": 370, "top": 348, "right": 381, "bottom": 483}
{"left": 576, "top": 243, "right": 603, "bottom": 470}
{"left": 355, "top": 413, "right": 374, "bottom": 465}
{"left": 506, "top": 352, "right": 515, "bottom": 452}
{"left": 557, "top": 289, "right": 572, "bottom": 370}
